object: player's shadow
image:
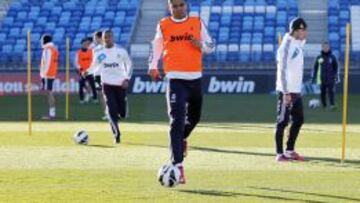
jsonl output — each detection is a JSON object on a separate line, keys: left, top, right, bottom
{"left": 177, "top": 189, "right": 326, "bottom": 203}
{"left": 191, "top": 146, "right": 360, "bottom": 168}
{"left": 125, "top": 143, "right": 360, "bottom": 168}
{"left": 86, "top": 144, "right": 116, "bottom": 148}
{"left": 249, "top": 187, "right": 360, "bottom": 202}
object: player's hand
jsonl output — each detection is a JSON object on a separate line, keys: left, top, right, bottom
{"left": 190, "top": 36, "right": 202, "bottom": 49}
{"left": 335, "top": 75, "right": 341, "bottom": 84}
{"left": 121, "top": 79, "right": 129, "bottom": 89}
{"left": 148, "top": 69, "right": 161, "bottom": 81}
{"left": 283, "top": 93, "right": 292, "bottom": 106}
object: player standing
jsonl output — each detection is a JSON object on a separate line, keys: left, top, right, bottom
{"left": 148, "top": 0, "right": 215, "bottom": 183}
{"left": 91, "top": 30, "right": 132, "bottom": 144}
{"left": 275, "top": 17, "right": 307, "bottom": 162}
{"left": 75, "top": 37, "right": 97, "bottom": 103}
{"left": 312, "top": 41, "right": 339, "bottom": 110}
{"left": 91, "top": 31, "right": 108, "bottom": 119}
{"left": 40, "top": 34, "right": 59, "bottom": 120}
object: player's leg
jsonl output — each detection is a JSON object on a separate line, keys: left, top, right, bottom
{"left": 117, "top": 88, "right": 127, "bottom": 119}
{"left": 320, "top": 83, "right": 327, "bottom": 108}
{"left": 184, "top": 79, "right": 203, "bottom": 139}
{"left": 274, "top": 92, "right": 290, "bottom": 161}
{"left": 42, "top": 78, "right": 56, "bottom": 119}
{"left": 86, "top": 74, "right": 98, "bottom": 101}
{"left": 183, "top": 79, "right": 203, "bottom": 157}
{"left": 167, "top": 79, "right": 188, "bottom": 165}
{"left": 103, "top": 84, "right": 121, "bottom": 143}
{"left": 112, "top": 87, "right": 127, "bottom": 143}
{"left": 79, "top": 76, "right": 86, "bottom": 103}
{"left": 95, "top": 75, "right": 107, "bottom": 120}
{"left": 285, "top": 94, "right": 304, "bottom": 161}
{"left": 328, "top": 83, "right": 335, "bottom": 109}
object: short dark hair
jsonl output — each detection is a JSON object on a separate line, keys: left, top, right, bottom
{"left": 81, "top": 37, "right": 92, "bottom": 44}
{"left": 95, "top": 31, "right": 102, "bottom": 38}
{"left": 41, "top": 34, "right": 52, "bottom": 45}
{"left": 168, "top": 0, "right": 187, "bottom": 4}
{"left": 289, "top": 17, "right": 307, "bottom": 33}
{"left": 102, "top": 29, "right": 113, "bottom": 36}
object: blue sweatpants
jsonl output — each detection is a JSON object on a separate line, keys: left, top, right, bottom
{"left": 166, "top": 78, "right": 203, "bottom": 164}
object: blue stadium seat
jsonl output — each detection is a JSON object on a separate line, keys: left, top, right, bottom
{"left": 252, "top": 44, "right": 262, "bottom": 62}
{"left": 216, "top": 44, "right": 228, "bottom": 63}
{"left": 240, "top": 44, "right": 251, "bottom": 62}
{"left": 0, "top": 33, "right": 6, "bottom": 43}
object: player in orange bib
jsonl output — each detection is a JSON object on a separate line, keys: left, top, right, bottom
{"left": 75, "top": 37, "right": 97, "bottom": 104}
{"left": 148, "top": 0, "right": 215, "bottom": 184}
{"left": 39, "top": 34, "right": 58, "bottom": 120}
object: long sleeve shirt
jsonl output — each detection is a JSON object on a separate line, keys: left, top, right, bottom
{"left": 91, "top": 44, "right": 132, "bottom": 86}
{"left": 276, "top": 33, "right": 306, "bottom": 94}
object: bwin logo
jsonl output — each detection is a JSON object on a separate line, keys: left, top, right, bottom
{"left": 170, "top": 33, "right": 194, "bottom": 42}
{"left": 104, "top": 63, "right": 119, "bottom": 68}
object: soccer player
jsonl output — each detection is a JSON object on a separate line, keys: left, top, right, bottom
{"left": 40, "top": 34, "right": 59, "bottom": 120}
{"left": 75, "top": 37, "right": 97, "bottom": 104}
{"left": 312, "top": 41, "right": 339, "bottom": 110}
{"left": 91, "top": 31, "right": 107, "bottom": 119}
{"left": 91, "top": 30, "right": 132, "bottom": 144}
{"left": 275, "top": 17, "right": 307, "bottom": 162}
{"left": 148, "top": 0, "right": 215, "bottom": 184}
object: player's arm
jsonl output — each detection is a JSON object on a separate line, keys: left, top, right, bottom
{"left": 121, "top": 49, "right": 133, "bottom": 89}
{"left": 148, "top": 23, "right": 163, "bottom": 81}
{"left": 40, "top": 48, "right": 51, "bottom": 78}
{"left": 312, "top": 56, "right": 319, "bottom": 83}
{"left": 333, "top": 54, "right": 340, "bottom": 83}
{"left": 198, "top": 19, "right": 215, "bottom": 54}
{"left": 279, "top": 40, "right": 291, "bottom": 104}
{"left": 88, "top": 49, "right": 100, "bottom": 74}
{"left": 74, "top": 52, "right": 81, "bottom": 74}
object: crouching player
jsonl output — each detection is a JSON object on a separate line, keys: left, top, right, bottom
{"left": 91, "top": 30, "right": 132, "bottom": 144}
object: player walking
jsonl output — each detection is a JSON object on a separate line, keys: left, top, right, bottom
{"left": 75, "top": 37, "right": 97, "bottom": 103}
{"left": 275, "top": 17, "right": 307, "bottom": 162}
{"left": 91, "top": 31, "right": 108, "bottom": 119}
{"left": 148, "top": 0, "right": 215, "bottom": 183}
{"left": 91, "top": 30, "right": 133, "bottom": 144}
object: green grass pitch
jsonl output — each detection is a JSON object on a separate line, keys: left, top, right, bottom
{"left": 0, "top": 94, "right": 359, "bottom": 202}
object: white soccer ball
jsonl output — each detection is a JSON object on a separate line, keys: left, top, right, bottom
{"left": 73, "top": 130, "right": 89, "bottom": 145}
{"left": 308, "top": 98, "right": 321, "bottom": 109}
{"left": 157, "top": 164, "right": 181, "bottom": 187}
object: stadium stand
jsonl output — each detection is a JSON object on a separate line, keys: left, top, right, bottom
{"left": 187, "top": 0, "right": 299, "bottom": 64}
{"left": 328, "top": 0, "right": 358, "bottom": 61}
{"left": 0, "top": 0, "right": 140, "bottom": 69}
{"left": 349, "top": 1, "right": 360, "bottom": 61}
{"left": 0, "top": 0, "right": 358, "bottom": 69}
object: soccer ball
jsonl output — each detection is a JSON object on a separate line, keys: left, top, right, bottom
{"left": 73, "top": 130, "right": 89, "bottom": 145}
{"left": 308, "top": 98, "right": 320, "bottom": 109}
{"left": 157, "top": 164, "right": 181, "bottom": 187}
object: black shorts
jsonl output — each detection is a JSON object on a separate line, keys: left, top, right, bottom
{"left": 95, "top": 75, "right": 102, "bottom": 90}
{"left": 41, "top": 78, "right": 54, "bottom": 91}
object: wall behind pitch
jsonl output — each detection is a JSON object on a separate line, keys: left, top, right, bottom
{"left": 0, "top": 70, "right": 359, "bottom": 95}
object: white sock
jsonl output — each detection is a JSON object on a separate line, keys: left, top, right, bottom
{"left": 285, "top": 151, "right": 294, "bottom": 157}
{"left": 49, "top": 107, "right": 56, "bottom": 117}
